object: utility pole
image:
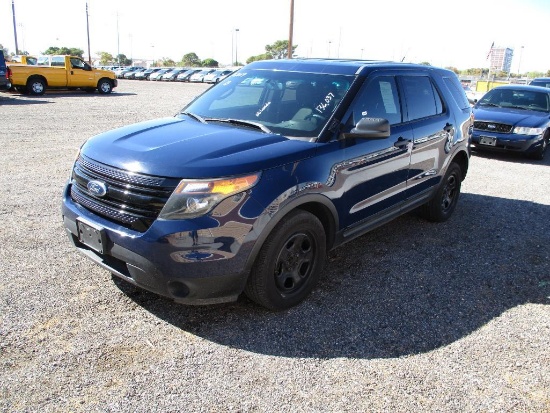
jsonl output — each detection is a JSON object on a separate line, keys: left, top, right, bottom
{"left": 287, "top": 0, "right": 294, "bottom": 59}
{"left": 12, "top": 0, "right": 19, "bottom": 54}
{"left": 86, "top": 2, "right": 92, "bottom": 64}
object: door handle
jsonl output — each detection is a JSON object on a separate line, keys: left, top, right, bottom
{"left": 394, "top": 137, "right": 411, "bottom": 148}
{"left": 444, "top": 123, "right": 453, "bottom": 133}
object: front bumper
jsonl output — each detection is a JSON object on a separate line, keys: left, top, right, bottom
{"left": 62, "top": 183, "right": 259, "bottom": 305}
{"left": 471, "top": 131, "right": 544, "bottom": 154}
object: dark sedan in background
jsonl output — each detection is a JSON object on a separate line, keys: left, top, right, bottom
{"left": 471, "top": 85, "right": 550, "bottom": 160}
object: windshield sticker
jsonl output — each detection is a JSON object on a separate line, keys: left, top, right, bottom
{"left": 256, "top": 101, "right": 271, "bottom": 117}
{"left": 315, "top": 92, "right": 335, "bottom": 114}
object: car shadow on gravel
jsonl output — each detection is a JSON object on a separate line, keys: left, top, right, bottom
{"left": 0, "top": 90, "right": 136, "bottom": 101}
{"left": 113, "top": 193, "right": 550, "bottom": 359}
{"left": 0, "top": 94, "right": 51, "bottom": 105}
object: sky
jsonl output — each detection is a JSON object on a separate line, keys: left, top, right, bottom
{"left": 1, "top": 0, "right": 549, "bottom": 73}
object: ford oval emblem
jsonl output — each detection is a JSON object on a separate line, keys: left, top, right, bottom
{"left": 487, "top": 124, "right": 496, "bottom": 129}
{"left": 87, "top": 180, "right": 108, "bottom": 197}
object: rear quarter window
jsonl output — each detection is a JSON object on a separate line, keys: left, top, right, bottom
{"left": 443, "top": 76, "right": 471, "bottom": 110}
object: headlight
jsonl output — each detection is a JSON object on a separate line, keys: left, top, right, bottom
{"left": 159, "top": 173, "right": 260, "bottom": 220}
{"left": 513, "top": 126, "right": 544, "bottom": 135}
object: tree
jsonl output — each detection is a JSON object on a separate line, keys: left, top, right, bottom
{"left": 160, "top": 58, "right": 176, "bottom": 67}
{"left": 114, "top": 54, "right": 132, "bottom": 65}
{"left": 98, "top": 51, "right": 114, "bottom": 65}
{"left": 247, "top": 53, "right": 271, "bottom": 64}
{"left": 181, "top": 53, "right": 201, "bottom": 67}
{"left": 42, "top": 47, "right": 84, "bottom": 57}
{"left": 201, "top": 58, "right": 219, "bottom": 68}
{"left": 445, "top": 66, "right": 459, "bottom": 74}
{"left": 265, "top": 40, "right": 297, "bottom": 60}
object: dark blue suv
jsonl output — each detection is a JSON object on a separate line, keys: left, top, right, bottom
{"left": 0, "top": 49, "right": 11, "bottom": 91}
{"left": 62, "top": 59, "right": 472, "bottom": 310}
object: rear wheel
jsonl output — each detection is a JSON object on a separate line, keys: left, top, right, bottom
{"left": 419, "top": 162, "right": 462, "bottom": 222}
{"left": 27, "top": 77, "right": 46, "bottom": 95}
{"left": 245, "top": 210, "right": 326, "bottom": 311}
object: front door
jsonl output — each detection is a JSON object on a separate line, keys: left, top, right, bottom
{"left": 331, "top": 75, "right": 413, "bottom": 232}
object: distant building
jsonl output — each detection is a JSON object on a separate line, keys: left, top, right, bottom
{"left": 489, "top": 47, "right": 514, "bottom": 73}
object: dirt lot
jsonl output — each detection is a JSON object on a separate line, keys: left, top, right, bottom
{"left": 1, "top": 80, "right": 549, "bottom": 412}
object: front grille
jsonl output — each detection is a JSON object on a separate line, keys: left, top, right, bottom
{"left": 70, "top": 155, "right": 180, "bottom": 232}
{"left": 473, "top": 121, "right": 513, "bottom": 133}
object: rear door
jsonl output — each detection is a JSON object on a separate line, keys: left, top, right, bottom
{"left": 398, "top": 73, "right": 454, "bottom": 201}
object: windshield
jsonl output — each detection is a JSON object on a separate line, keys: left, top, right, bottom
{"left": 476, "top": 88, "right": 549, "bottom": 112}
{"left": 181, "top": 69, "right": 353, "bottom": 139}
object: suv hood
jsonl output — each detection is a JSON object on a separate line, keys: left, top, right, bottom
{"left": 81, "top": 117, "right": 317, "bottom": 178}
{"left": 474, "top": 106, "right": 549, "bottom": 127}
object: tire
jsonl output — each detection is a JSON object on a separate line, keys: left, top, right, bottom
{"left": 419, "top": 162, "right": 462, "bottom": 222}
{"left": 244, "top": 210, "right": 326, "bottom": 311}
{"left": 528, "top": 135, "right": 547, "bottom": 160}
{"left": 27, "top": 77, "right": 46, "bottom": 95}
{"left": 97, "top": 78, "right": 113, "bottom": 94}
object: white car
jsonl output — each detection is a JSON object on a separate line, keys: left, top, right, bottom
{"left": 463, "top": 85, "right": 485, "bottom": 105}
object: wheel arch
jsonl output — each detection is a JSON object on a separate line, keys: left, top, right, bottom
{"left": 27, "top": 75, "right": 47, "bottom": 87}
{"left": 243, "top": 194, "right": 339, "bottom": 274}
{"left": 450, "top": 148, "right": 469, "bottom": 181}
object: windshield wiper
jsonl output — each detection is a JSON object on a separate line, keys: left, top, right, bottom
{"left": 478, "top": 102, "right": 499, "bottom": 107}
{"left": 180, "top": 112, "right": 207, "bottom": 124}
{"left": 204, "top": 118, "right": 273, "bottom": 134}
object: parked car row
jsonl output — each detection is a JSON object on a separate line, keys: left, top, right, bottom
{"left": 106, "top": 66, "right": 237, "bottom": 83}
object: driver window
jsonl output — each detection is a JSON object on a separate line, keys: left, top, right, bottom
{"left": 70, "top": 58, "right": 85, "bottom": 69}
{"left": 351, "top": 77, "right": 402, "bottom": 125}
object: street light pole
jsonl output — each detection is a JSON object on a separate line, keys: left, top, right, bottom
{"left": 235, "top": 28, "right": 239, "bottom": 66}
{"left": 517, "top": 46, "right": 524, "bottom": 77}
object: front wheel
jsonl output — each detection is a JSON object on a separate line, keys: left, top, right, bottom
{"left": 419, "top": 162, "right": 462, "bottom": 222}
{"left": 97, "top": 79, "right": 113, "bottom": 94}
{"left": 528, "top": 136, "right": 547, "bottom": 160}
{"left": 245, "top": 210, "right": 327, "bottom": 311}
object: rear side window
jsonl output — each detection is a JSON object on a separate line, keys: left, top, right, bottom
{"left": 443, "top": 76, "right": 471, "bottom": 110}
{"left": 402, "top": 76, "right": 443, "bottom": 121}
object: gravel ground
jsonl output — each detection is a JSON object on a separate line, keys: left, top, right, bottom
{"left": 1, "top": 80, "right": 549, "bottom": 413}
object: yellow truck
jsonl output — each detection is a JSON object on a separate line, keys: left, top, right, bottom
{"left": 8, "top": 55, "right": 117, "bottom": 95}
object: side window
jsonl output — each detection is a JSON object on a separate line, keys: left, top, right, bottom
{"left": 443, "top": 76, "right": 470, "bottom": 110}
{"left": 70, "top": 58, "right": 85, "bottom": 69}
{"left": 350, "top": 76, "right": 402, "bottom": 125}
{"left": 51, "top": 56, "right": 65, "bottom": 67}
{"left": 402, "top": 76, "right": 443, "bottom": 121}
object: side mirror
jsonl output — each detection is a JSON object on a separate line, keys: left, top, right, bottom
{"left": 341, "top": 117, "right": 391, "bottom": 140}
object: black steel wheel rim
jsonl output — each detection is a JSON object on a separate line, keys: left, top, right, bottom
{"left": 441, "top": 172, "right": 458, "bottom": 212}
{"left": 273, "top": 232, "right": 316, "bottom": 295}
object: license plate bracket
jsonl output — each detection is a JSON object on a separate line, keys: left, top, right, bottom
{"left": 77, "top": 219, "right": 106, "bottom": 254}
{"left": 479, "top": 136, "right": 497, "bottom": 146}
